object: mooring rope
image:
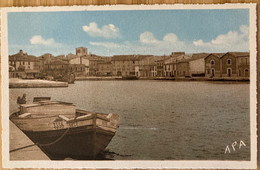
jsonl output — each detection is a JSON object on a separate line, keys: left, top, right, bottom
{"left": 9, "top": 144, "right": 36, "bottom": 153}
{"left": 10, "top": 128, "right": 70, "bottom": 153}
{"left": 37, "top": 128, "right": 70, "bottom": 147}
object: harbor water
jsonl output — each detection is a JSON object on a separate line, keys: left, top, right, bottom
{"left": 9, "top": 80, "right": 250, "bottom": 160}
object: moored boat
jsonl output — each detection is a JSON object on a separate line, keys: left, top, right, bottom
{"left": 57, "top": 73, "right": 75, "bottom": 84}
{"left": 10, "top": 97, "right": 120, "bottom": 160}
{"left": 122, "top": 75, "right": 138, "bottom": 80}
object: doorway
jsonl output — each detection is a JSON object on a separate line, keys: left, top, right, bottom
{"left": 211, "top": 69, "right": 215, "bottom": 77}
{"left": 227, "top": 68, "right": 232, "bottom": 77}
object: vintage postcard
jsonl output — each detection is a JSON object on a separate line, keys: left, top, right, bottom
{"left": 1, "top": 4, "right": 257, "bottom": 169}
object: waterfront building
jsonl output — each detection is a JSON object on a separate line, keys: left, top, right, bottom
{"left": 135, "top": 55, "right": 154, "bottom": 77}
{"left": 150, "top": 63, "right": 157, "bottom": 77}
{"left": 9, "top": 70, "right": 27, "bottom": 79}
{"left": 9, "top": 48, "right": 250, "bottom": 80}
{"left": 205, "top": 52, "right": 249, "bottom": 78}
{"left": 156, "top": 57, "right": 166, "bottom": 77}
{"left": 38, "top": 53, "right": 54, "bottom": 73}
{"left": 97, "top": 62, "right": 113, "bottom": 76}
{"left": 9, "top": 50, "right": 40, "bottom": 71}
{"left": 66, "top": 47, "right": 107, "bottom": 76}
{"left": 164, "top": 58, "right": 172, "bottom": 77}
{"left": 67, "top": 54, "right": 88, "bottom": 76}
{"left": 88, "top": 54, "right": 104, "bottom": 76}
{"left": 163, "top": 53, "right": 190, "bottom": 77}
{"left": 176, "top": 60, "right": 190, "bottom": 77}
{"left": 164, "top": 62, "right": 174, "bottom": 77}
{"left": 9, "top": 50, "right": 41, "bottom": 78}
{"left": 111, "top": 55, "right": 137, "bottom": 76}
{"left": 162, "top": 60, "right": 190, "bottom": 78}
{"left": 220, "top": 52, "right": 249, "bottom": 78}
{"left": 68, "top": 64, "right": 86, "bottom": 76}
{"left": 205, "top": 53, "right": 224, "bottom": 78}
{"left": 44, "top": 58, "right": 69, "bottom": 79}
{"left": 189, "top": 53, "right": 209, "bottom": 77}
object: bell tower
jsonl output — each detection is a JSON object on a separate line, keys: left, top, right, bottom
{"left": 76, "top": 47, "right": 88, "bottom": 56}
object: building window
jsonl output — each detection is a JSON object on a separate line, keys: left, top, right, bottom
{"left": 245, "top": 58, "right": 248, "bottom": 64}
{"left": 210, "top": 60, "right": 215, "bottom": 65}
{"left": 227, "top": 59, "right": 231, "bottom": 65}
{"left": 28, "top": 62, "right": 30, "bottom": 65}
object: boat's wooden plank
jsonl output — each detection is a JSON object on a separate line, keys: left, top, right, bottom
{"left": 76, "top": 114, "right": 93, "bottom": 121}
{"left": 22, "top": 103, "right": 76, "bottom": 115}
{"left": 76, "top": 109, "right": 93, "bottom": 114}
{"left": 12, "top": 116, "right": 94, "bottom": 131}
{"left": 13, "top": 116, "right": 118, "bottom": 132}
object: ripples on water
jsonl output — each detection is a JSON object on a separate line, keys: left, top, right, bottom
{"left": 9, "top": 80, "right": 250, "bottom": 160}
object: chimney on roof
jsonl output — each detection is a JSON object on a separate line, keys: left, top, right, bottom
{"left": 19, "top": 50, "right": 23, "bottom": 55}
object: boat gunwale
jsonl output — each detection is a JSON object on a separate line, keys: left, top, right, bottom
{"left": 20, "top": 101, "right": 76, "bottom": 108}
{"left": 10, "top": 109, "right": 116, "bottom": 122}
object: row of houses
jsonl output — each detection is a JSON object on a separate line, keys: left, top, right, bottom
{"left": 9, "top": 48, "right": 98, "bottom": 79}
{"left": 9, "top": 47, "right": 250, "bottom": 79}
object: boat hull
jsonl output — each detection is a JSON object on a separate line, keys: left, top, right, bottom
{"left": 10, "top": 108, "right": 119, "bottom": 160}
{"left": 23, "top": 125, "right": 115, "bottom": 160}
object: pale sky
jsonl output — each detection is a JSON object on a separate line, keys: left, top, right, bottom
{"left": 8, "top": 9, "right": 249, "bottom": 56}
